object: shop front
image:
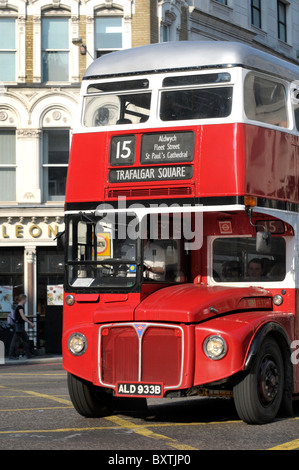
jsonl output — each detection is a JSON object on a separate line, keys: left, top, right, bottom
{"left": 0, "top": 212, "right": 64, "bottom": 356}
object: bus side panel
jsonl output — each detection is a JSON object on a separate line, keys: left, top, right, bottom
{"left": 198, "top": 123, "right": 246, "bottom": 197}
{"left": 194, "top": 316, "right": 254, "bottom": 385}
{"left": 194, "top": 313, "right": 294, "bottom": 386}
{"left": 65, "top": 132, "right": 108, "bottom": 203}
{"left": 244, "top": 125, "right": 299, "bottom": 204}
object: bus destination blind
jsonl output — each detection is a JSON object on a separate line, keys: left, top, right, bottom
{"left": 140, "top": 131, "right": 195, "bottom": 164}
{"left": 109, "top": 131, "right": 194, "bottom": 182}
{"left": 109, "top": 164, "right": 193, "bottom": 182}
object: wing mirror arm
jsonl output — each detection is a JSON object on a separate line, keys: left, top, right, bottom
{"left": 247, "top": 208, "right": 271, "bottom": 253}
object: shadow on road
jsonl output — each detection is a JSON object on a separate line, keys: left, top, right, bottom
{"left": 114, "top": 396, "right": 240, "bottom": 423}
{"left": 115, "top": 395, "right": 299, "bottom": 424}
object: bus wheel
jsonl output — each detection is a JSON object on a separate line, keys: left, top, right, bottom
{"left": 233, "top": 337, "right": 284, "bottom": 424}
{"left": 67, "top": 373, "right": 114, "bottom": 418}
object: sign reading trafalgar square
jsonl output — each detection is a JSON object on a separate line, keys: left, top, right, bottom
{"left": 109, "top": 131, "right": 194, "bottom": 183}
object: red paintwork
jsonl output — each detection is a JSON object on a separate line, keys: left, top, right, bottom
{"left": 92, "top": 294, "right": 137, "bottom": 323}
{"left": 194, "top": 311, "right": 295, "bottom": 385}
{"left": 65, "top": 123, "right": 299, "bottom": 205}
{"left": 134, "top": 284, "right": 271, "bottom": 322}
{"left": 62, "top": 282, "right": 298, "bottom": 391}
{"left": 244, "top": 126, "right": 299, "bottom": 202}
{"left": 63, "top": 122, "right": 299, "bottom": 397}
{"left": 66, "top": 132, "right": 107, "bottom": 203}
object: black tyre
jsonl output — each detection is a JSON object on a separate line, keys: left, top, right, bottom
{"left": 67, "top": 373, "right": 115, "bottom": 418}
{"left": 233, "top": 337, "right": 284, "bottom": 424}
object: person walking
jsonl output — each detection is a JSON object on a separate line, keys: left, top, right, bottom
{"left": 9, "top": 294, "right": 34, "bottom": 359}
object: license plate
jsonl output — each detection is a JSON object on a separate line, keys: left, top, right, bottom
{"left": 116, "top": 382, "right": 163, "bottom": 397}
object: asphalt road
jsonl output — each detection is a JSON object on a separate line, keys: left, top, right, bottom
{"left": 0, "top": 358, "right": 298, "bottom": 453}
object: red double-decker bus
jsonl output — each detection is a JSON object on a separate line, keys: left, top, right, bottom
{"left": 62, "top": 41, "right": 299, "bottom": 424}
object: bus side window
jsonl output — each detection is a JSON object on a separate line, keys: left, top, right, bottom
{"left": 244, "top": 73, "right": 256, "bottom": 120}
{"left": 244, "top": 73, "right": 288, "bottom": 128}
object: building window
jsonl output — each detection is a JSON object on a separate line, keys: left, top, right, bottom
{"left": 0, "top": 130, "right": 16, "bottom": 201}
{"left": 277, "top": 1, "right": 287, "bottom": 42}
{"left": 251, "top": 0, "right": 262, "bottom": 29}
{"left": 215, "top": 0, "right": 228, "bottom": 5}
{"left": 162, "top": 24, "right": 170, "bottom": 42}
{"left": 0, "top": 18, "right": 16, "bottom": 82}
{"left": 95, "top": 17, "right": 122, "bottom": 58}
{"left": 42, "top": 129, "right": 69, "bottom": 201}
{"left": 42, "top": 17, "right": 69, "bottom": 81}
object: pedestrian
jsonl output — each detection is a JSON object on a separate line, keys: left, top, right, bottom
{"left": 9, "top": 294, "right": 34, "bottom": 359}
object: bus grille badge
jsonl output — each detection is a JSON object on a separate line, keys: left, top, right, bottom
{"left": 134, "top": 324, "right": 146, "bottom": 337}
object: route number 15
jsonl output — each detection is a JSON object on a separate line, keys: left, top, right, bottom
{"left": 110, "top": 135, "right": 136, "bottom": 165}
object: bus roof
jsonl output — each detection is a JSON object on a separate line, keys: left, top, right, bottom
{"left": 84, "top": 41, "right": 299, "bottom": 82}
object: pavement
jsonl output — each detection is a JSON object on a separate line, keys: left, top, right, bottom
{"left": 2, "top": 354, "right": 63, "bottom": 365}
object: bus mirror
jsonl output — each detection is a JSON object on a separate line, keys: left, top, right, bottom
{"left": 291, "top": 81, "right": 299, "bottom": 103}
{"left": 293, "top": 90, "right": 299, "bottom": 102}
{"left": 256, "top": 230, "right": 271, "bottom": 253}
{"left": 56, "top": 231, "right": 65, "bottom": 251}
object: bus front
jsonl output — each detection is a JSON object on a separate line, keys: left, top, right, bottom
{"left": 62, "top": 42, "right": 298, "bottom": 424}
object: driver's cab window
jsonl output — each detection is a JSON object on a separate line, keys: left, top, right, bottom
{"left": 141, "top": 214, "right": 186, "bottom": 283}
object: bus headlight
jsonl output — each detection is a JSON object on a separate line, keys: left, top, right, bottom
{"left": 68, "top": 333, "right": 87, "bottom": 356}
{"left": 204, "top": 335, "right": 227, "bottom": 360}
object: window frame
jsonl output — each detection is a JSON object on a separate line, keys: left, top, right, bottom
{"left": 94, "top": 16, "right": 123, "bottom": 59}
{"left": 277, "top": 0, "right": 287, "bottom": 43}
{"left": 159, "top": 85, "right": 233, "bottom": 122}
{"left": 208, "top": 234, "right": 288, "bottom": 287}
{"left": 42, "top": 128, "right": 70, "bottom": 202}
{"left": 244, "top": 71, "right": 289, "bottom": 129}
{"left": 41, "top": 16, "right": 70, "bottom": 83}
{"left": 251, "top": 0, "right": 262, "bottom": 29}
{"left": 0, "top": 17, "right": 16, "bottom": 82}
{"left": 215, "top": 0, "right": 228, "bottom": 5}
{"left": 0, "top": 129, "right": 16, "bottom": 202}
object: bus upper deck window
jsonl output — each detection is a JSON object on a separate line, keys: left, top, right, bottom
{"left": 160, "top": 87, "right": 232, "bottom": 121}
{"left": 83, "top": 79, "right": 151, "bottom": 127}
{"left": 162, "top": 72, "right": 231, "bottom": 87}
{"left": 244, "top": 74, "right": 288, "bottom": 128}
